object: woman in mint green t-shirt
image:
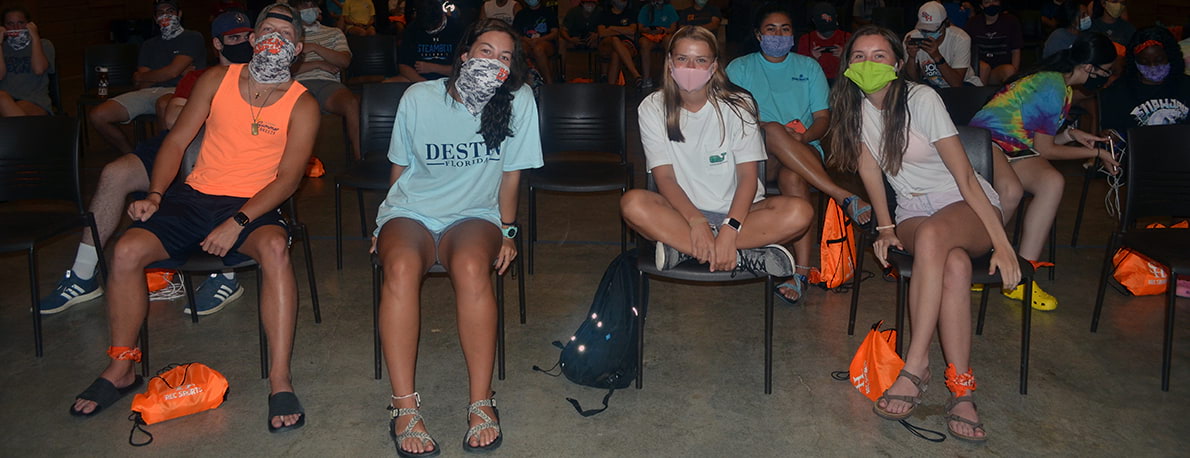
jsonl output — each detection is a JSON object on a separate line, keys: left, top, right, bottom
{"left": 373, "top": 19, "right": 542, "bottom": 457}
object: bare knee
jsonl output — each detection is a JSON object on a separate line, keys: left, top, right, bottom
{"left": 943, "top": 248, "right": 972, "bottom": 283}
{"left": 913, "top": 220, "right": 948, "bottom": 258}
{"left": 777, "top": 166, "right": 808, "bottom": 197}
{"left": 445, "top": 252, "right": 492, "bottom": 285}
{"left": 100, "top": 157, "right": 147, "bottom": 191}
{"left": 620, "top": 189, "right": 659, "bottom": 225}
{"left": 254, "top": 232, "right": 291, "bottom": 267}
{"left": 90, "top": 101, "right": 128, "bottom": 125}
{"left": 112, "top": 237, "right": 154, "bottom": 272}
{"left": 773, "top": 196, "right": 813, "bottom": 235}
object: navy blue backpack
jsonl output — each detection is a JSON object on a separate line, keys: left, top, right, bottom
{"left": 535, "top": 249, "right": 647, "bottom": 416}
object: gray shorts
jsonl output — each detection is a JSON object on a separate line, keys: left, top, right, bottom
{"left": 895, "top": 179, "right": 1002, "bottom": 224}
{"left": 381, "top": 217, "right": 493, "bottom": 264}
{"left": 297, "top": 78, "right": 348, "bottom": 108}
{"left": 699, "top": 209, "right": 728, "bottom": 228}
{"left": 111, "top": 87, "right": 175, "bottom": 120}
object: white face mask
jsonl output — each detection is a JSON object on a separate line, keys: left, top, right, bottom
{"left": 455, "top": 57, "right": 510, "bottom": 115}
{"left": 4, "top": 29, "right": 31, "bottom": 51}
{"left": 248, "top": 32, "right": 298, "bottom": 84}
{"left": 582, "top": 3, "right": 596, "bottom": 13}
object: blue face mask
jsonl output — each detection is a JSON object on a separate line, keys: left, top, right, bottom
{"left": 920, "top": 28, "right": 943, "bottom": 40}
{"left": 759, "top": 34, "right": 795, "bottom": 58}
{"left": 982, "top": 5, "right": 1002, "bottom": 16}
{"left": 526, "top": 0, "right": 540, "bottom": 7}
{"left": 1078, "top": 15, "right": 1092, "bottom": 31}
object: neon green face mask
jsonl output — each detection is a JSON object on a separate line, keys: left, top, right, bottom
{"left": 843, "top": 60, "right": 899, "bottom": 94}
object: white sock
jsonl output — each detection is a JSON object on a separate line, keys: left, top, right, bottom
{"left": 222, "top": 272, "right": 235, "bottom": 280}
{"left": 72, "top": 244, "right": 99, "bottom": 280}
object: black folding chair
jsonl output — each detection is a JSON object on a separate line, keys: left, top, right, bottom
{"left": 345, "top": 35, "right": 399, "bottom": 86}
{"left": 634, "top": 162, "right": 778, "bottom": 394}
{"left": 528, "top": 83, "right": 632, "bottom": 274}
{"left": 0, "top": 116, "right": 107, "bottom": 357}
{"left": 1091, "top": 123, "right": 1190, "bottom": 392}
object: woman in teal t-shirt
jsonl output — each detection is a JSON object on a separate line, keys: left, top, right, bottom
{"left": 969, "top": 31, "right": 1119, "bottom": 311}
{"left": 374, "top": 19, "right": 542, "bottom": 457}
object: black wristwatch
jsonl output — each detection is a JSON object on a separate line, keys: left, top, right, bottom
{"left": 233, "top": 212, "right": 250, "bottom": 227}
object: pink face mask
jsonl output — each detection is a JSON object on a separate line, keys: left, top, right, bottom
{"left": 670, "top": 62, "right": 715, "bottom": 92}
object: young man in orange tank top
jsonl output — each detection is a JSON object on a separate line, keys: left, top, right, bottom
{"left": 69, "top": 4, "right": 320, "bottom": 434}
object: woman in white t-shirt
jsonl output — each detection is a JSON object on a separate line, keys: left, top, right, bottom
{"left": 826, "top": 26, "right": 1020, "bottom": 443}
{"left": 621, "top": 25, "right": 810, "bottom": 277}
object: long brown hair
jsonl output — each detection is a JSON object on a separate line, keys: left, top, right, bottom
{"left": 826, "top": 26, "right": 913, "bottom": 176}
{"left": 660, "top": 25, "right": 758, "bottom": 144}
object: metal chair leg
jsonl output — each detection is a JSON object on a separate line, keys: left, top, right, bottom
{"left": 764, "top": 275, "right": 774, "bottom": 395}
{"left": 848, "top": 229, "right": 868, "bottom": 335}
{"left": 258, "top": 269, "right": 268, "bottom": 379}
{"left": 976, "top": 287, "right": 990, "bottom": 335}
{"left": 1070, "top": 167, "right": 1094, "bottom": 246}
{"left": 895, "top": 275, "right": 908, "bottom": 356}
{"left": 528, "top": 185, "right": 537, "bottom": 275}
{"left": 1162, "top": 272, "right": 1176, "bottom": 392}
{"left": 298, "top": 223, "right": 321, "bottom": 323}
{"left": 496, "top": 272, "right": 506, "bottom": 381}
{"left": 1091, "top": 234, "right": 1120, "bottom": 332}
{"left": 28, "top": 248, "right": 43, "bottom": 357}
{"left": 335, "top": 182, "right": 344, "bottom": 270}
{"left": 1020, "top": 280, "right": 1032, "bottom": 395}
{"left": 182, "top": 272, "right": 199, "bottom": 323}
{"left": 373, "top": 262, "right": 383, "bottom": 380}
{"left": 635, "top": 271, "right": 647, "bottom": 389}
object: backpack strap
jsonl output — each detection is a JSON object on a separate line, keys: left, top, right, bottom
{"left": 566, "top": 389, "right": 616, "bottom": 417}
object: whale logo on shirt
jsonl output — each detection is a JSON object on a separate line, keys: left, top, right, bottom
{"left": 708, "top": 152, "right": 727, "bottom": 164}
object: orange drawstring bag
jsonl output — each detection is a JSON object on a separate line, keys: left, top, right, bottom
{"left": 144, "top": 269, "right": 175, "bottom": 293}
{"left": 809, "top": 198, "right": 857, "bottom": 289}
{"left": 848, "top": 321, "right": 903, "bottom": 402}
{"left": 129, "top": 363, "right": 229, "bottom": 446}
{"left": 1112, "top": 221, "right": 1188, "bottom": 296}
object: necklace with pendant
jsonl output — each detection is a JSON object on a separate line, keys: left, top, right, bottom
{"left": 248, "top": 78, "right": 281, "bottom": 136}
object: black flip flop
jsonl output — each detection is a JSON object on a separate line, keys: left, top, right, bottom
{"left": 267, "top": 392, "right": 306, "bottom": 433}
{"left": 69, "top": 375, "right": 144, "bottom": 417}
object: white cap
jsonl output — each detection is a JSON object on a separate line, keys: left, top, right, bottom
{"left": 916, "top": 1, "right": 947, "bottom": 32}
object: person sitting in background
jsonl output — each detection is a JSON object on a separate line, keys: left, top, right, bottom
{"left": 1040, "top": 0, "right": 1066, "bottom": 35}
{"left": 622, "top": 25, "right": 810, "bottom": 281}
{"left": 40, "top": 11, "right": 256, "bottom": 317}
{"left": 513, "top": 0, "right": 559, "bottom": 83}
{"left": 1043, "top": 0, "right": 1091, "bottom": 59}
{"left": 796, "top": 1, "right": 850, "bottom": 81}
{"left": 481, "top": 0, "right": 518, "bottom": 23}
{"left": 562, "top": 0, "right": 602, "bottom": 60}
{"left": 964, "top": 0, "right": 1022, "bottom": 85}
{"left": 388, "top": 0, "right": 466, "bottom": 82}
{"left": 726, "top": 3, "right": 872, "bottom": 304}
{"left": 1089, "top": 0, "right": 1133, "bottom": 45}
{"left": 293, "top": 0, "right": 362, "bottom": 159}
{"left": 342, "top": 0, "right": 377, "bottom": 35}
{"left": 596, "top": 0, "right": 642, "bottom": 86}
{"left": 904, "top": 1, "right": 982, "bottom": 89}
{"left": 89, "top": 0, "right": 207, "bottom": 155}
{"left": 676, "top": 0, "right": 720, "bottom": 34}
{"left": 636, "top": 0, "right": 679, "bottom": 90}
{"left": 0, "top": 6, "right": 53, "bottom": 116}
{"left": 942, "top": 0, "right": 974, "bottom": 29}
{"left": 969, "top": 32, "right": 1121, "bottom": 311}
{"left": 852, "top": 0, "right": 885, "bottom": 30}
{"left": 1099, "top": 27, "right": 1190, "bottom": 132}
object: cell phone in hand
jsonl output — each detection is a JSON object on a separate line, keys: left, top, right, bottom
{"left": 906, "top": 37, "right": 926, "bottom": 47}
{"left": 819, "top": 45, "right": 837, "bottom": 52}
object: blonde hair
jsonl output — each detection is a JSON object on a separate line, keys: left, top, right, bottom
{"left": 659, "top": 26, "right": 758, "bottom": 144}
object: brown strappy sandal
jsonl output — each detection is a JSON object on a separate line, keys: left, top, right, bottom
{"left": 873, "top": 368, "right": 931, "bottom": 421}
{"left": 944, "top": 364, "right": 988, "bottom": 443}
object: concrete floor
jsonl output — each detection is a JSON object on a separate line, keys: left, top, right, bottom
{"left": 0, "top": 100, "right": 1187, "bottom": 456}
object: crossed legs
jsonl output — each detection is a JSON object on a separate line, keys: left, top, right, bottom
{"left": 877, "top": 202, "right": 995, "bottom": 440}
{"left": 763, "top": 123, "right": 871, "bottom": 298}
{"left": 378, "top": 218, "right": 502, "bottom": 454}
{"left": 599, "top": 36, "right": 640, "bottom": 84}
{"left": 620, "top": 190, "right": 812, "bottom": 252}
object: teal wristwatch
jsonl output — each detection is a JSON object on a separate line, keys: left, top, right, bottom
{"left": 501, "top": 225, "right": 518, "bottom": 239}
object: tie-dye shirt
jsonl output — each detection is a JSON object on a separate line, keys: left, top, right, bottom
{"left": 969, "top": 71, "right": 1072, "bottom": 152}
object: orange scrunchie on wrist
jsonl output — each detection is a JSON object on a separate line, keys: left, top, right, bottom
{"left": 945, "top": 364, "right": 977, "bottom": 398}
{"left": 107, "top": 346, "right": 142, "bottom": 362}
